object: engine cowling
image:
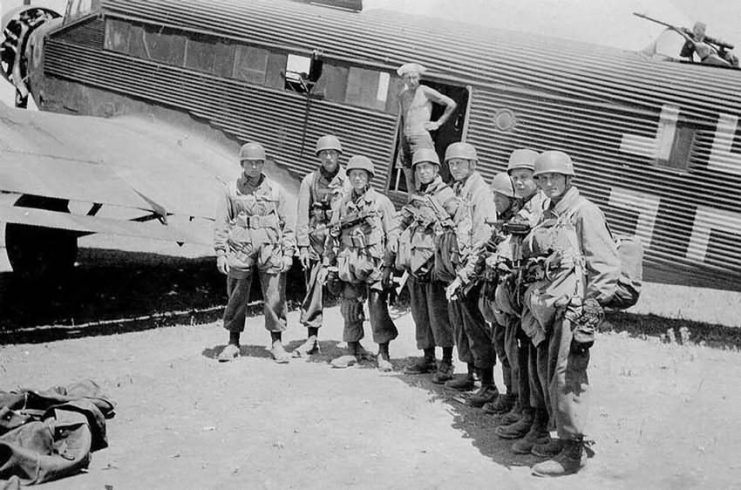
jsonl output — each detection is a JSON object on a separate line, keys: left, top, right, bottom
{"left": 0, "top": 5, "right": 60, "bottom": 107}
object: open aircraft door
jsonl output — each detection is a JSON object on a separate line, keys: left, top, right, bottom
{"left": 386, "top": 83, "right": 472, "bottom": 197}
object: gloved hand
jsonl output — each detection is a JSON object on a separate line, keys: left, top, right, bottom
{"left": 299, "top": 247, "right": 311, "bottom": 270}
{"left": 381, "top": 266, "right": 394, "bottom": 290}
{"left": 446, "top": 277, "right": 462, "bottom": 301}
{"left": 217, "top": 255, "right": 228, "bottom": 275}
{"left": 571, "top": 297, "right": 604, "bottom": 352}
{"left": 281, "top": 255, "right": 294, "bottom": 272}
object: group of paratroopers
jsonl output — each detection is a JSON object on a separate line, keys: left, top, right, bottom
{"left": 212, "top": 125, "right": 625, "bottom": 476}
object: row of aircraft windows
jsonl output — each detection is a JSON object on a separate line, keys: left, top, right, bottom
{"left": 103, "top": 19, "right": 402, "bottom": 115}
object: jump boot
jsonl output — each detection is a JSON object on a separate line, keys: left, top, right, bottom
{"left": 495, "top": 407, "right": 534, "bottom": 439}
{"left": 292, "top": 335, "right": 320, "bottom": 358}
{"left": 404, "top": 348, "right": 437, "bottom": 374}
{"left": 468, "top": 368, "right": 498, "bottom": 408}
{"left": 497, "top": 399, "right": 524, "bottom": 426}
{"left": 531, "top": 438, "right": 587, "bottom": 477}
{"left": 511, "top": 408, "right": 550, "bottom": 454}
{"left": 532, "top": 438, "right": 564, "bottom": 458}
{"left": 445, "top": 363, "right": 476, "bottom": 391}
{"left": 483, "top": 393, "right": 517, "bottom": 415}
{"left": 431, "top": 360, "right": 455, "bottom": 384}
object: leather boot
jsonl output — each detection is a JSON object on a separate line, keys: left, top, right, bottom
{"left": 511, "top": 409, "right": 550, "bottom": 454}
{"left": 532, "top": 438, "right": 563, "bottom": 458}
{"left": 497, "top": 400, "right": 523, "bottom": 426}
{"left": 468, "top": 384, "right": 499, "bottom": 408}
{"left": 495, "top": 407, "right": 534, "bottom": 439}
{"left": 404, "top": 356, "right": 436, "bottom": 374}
{"left": 445, "top": 363, "right": 476, "bottom": 391}
{"left": 431, "top": 360, "right": 455, "bottom": 384}
{"left": 483, "top": 393, "right": 516, "bottom": 415}
{"left": 531, "top": 438, "right": 586, "bottom": 477}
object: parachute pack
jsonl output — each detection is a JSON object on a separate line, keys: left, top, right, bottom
{"left": 562, "top": 201, "right": 644, "bottom": 310}
{"left": 604, "top": 233, "right": 643, "bottom": 309}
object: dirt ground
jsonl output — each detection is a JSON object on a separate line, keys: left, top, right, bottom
{"left": 2, "top": 246, "right": 741, "bottom": 489}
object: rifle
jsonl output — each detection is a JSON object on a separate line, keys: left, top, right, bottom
{"left": 633, "top": 12, "right": 735, "bottom": 66}
{"left": 402, "top": 194, "right": 455, "bottom": 230}
{"left": 309, "top": 209, "right": 378, "bottom": 236}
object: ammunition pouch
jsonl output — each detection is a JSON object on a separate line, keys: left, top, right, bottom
{"left": 433, "top": 227, "right": 460, "bottom": 284}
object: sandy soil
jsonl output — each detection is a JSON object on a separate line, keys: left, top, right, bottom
{"left": 2, "top": 254, "right": 741, "bottom": 489}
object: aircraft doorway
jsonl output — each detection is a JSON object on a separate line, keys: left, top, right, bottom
{"left": 387, "top": 83, "right": 471, "bottom": 195}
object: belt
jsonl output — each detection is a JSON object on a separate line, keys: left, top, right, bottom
{"left": 233, "top": 214, "right": 279, "bottom": 229}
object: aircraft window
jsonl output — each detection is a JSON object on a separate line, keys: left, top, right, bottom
{"left": 384, "top": 75, "right": 404, "bottom": 115}
{"left": 104, "top": 19, "right": 130, "bottom": 53}
{"left": 65, "top": 0, "right": 98, "bottom": 22}
{"left": 143, "top": 25, "right": 186, "bottom": 65}
{"left": 285, "top": 54, "right": 313, "bottom": 93}
{"left": 185, "top": 34, "right": 234, "bottom": 78}
{"left": 265, "top": 52, "right": 288, "bottom": 89}
{"left": 127, "top": 24, "right": 148, "bottom": 60}
{"left": 313, "top": 63, "right": 349, "bottom": 102}
{"left": 185, "top": 34, "right": 217, "bottom": 73}
{"left": 345, "top": 66, "right": 387, "bottom": 111}
{"left": 234, "top": 46, "right": 269, "bottom": 84}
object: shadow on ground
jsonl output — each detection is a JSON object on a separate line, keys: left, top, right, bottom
{"left": 387, "top": 365, "right": 543, "bottom": 469}
{"left": 0, "top": 248, "right": 306, "bottom": 344}
{"left": 203, "top": 340, "right": 352, "bottom": 365}
{"left": 603, "top": 310, "right": 741, "bottom": 350}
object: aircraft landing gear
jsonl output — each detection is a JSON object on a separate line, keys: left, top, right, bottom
{"left": 5, "top": 195, "right": 78, "bottom": 283}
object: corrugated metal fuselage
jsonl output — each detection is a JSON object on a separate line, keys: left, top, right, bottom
{"left": 27, "top": 0, "right": 741, "bottom": 290}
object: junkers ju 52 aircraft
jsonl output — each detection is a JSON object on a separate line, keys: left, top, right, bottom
{"left": 0, "top": 0, "right": 740, "bottom": 290}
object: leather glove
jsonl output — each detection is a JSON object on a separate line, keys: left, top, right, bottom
{"left": 571, "top": 297, "right": 604, "bottom": 352}
{"left": 299, "top": 247, "right": 311, "bottom": 270}
{"left": 281, "top": 255, "right": 294, "bottom": 272}
{"left": 445, "top": 277, "right": 462, "bottom": 301}
{"left": 216, "top": 255, "right": 228, "bottom": 275}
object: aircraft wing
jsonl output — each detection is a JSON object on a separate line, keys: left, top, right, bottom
{"left": 0, "top": 101, "right": 240, "bottom": 246}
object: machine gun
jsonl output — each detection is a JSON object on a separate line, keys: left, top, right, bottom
{"left": 633, "top": 12, "right": 738, "bottom": 67}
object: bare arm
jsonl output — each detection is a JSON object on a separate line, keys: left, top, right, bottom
{"left": 422, "top": 85, "right": 457, "bottom": 130}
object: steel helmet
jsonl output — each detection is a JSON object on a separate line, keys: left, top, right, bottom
{"left": 346, "top": 155, "right": 375, "bottom": 178}
{"left": 444, "top": 142, "right": 478, "bottom": 162}
{"left": 239, "top": 142, "right": 266, "bottom": 161}
{"left": 315, "top": 135, "right": 343, "bottom": 155}
{"left": 533, "top": 150, "right": 575, "bottom": 177}
{"left": 507, "top": 149, "right": 539, "bottom": 173}
{"left": 412, "top": 148, "right": 440, "bottom": 167}
{"left": 490, "top": 172, "right": 515, "bottom": 198}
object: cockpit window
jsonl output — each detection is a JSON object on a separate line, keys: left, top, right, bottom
{"left": 64, "top": 0, "right": 99, "bottom": 22}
